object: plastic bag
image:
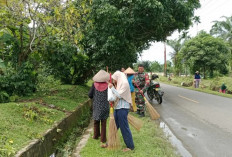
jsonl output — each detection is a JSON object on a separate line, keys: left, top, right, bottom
{"left": 107, "top": 87, "right": 116, "bottom": 101}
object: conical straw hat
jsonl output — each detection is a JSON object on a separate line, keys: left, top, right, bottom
{"left": 93, "top": 70, "right": 110, "bottom": 82}
{"left": 124, "top": 67, "right": 135, "bottom": 74}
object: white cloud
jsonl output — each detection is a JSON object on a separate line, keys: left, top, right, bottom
{"left": 139, "top": 0, "right": 232, "bottom": 64}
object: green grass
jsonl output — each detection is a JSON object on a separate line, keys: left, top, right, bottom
{"left": 0, "top": 84, "right": 91, "bottom": 156}
{"left": 0, "top": 102, "right": 65, "bottom": 156}
{"left": 80, "top": 113, "right": 179, "bottom": 157}
{"left": 159, "top": 76, "right": 232, "bottom": 98}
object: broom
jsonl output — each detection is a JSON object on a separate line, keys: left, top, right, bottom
{"left": 128, "top": 114, "right": 143, "bottom": 131}
{"left": 134, "top": 83, "right": 160, "bottom": 120}
{"left": 107, "top": 73, "right": 120, "bottom": 149}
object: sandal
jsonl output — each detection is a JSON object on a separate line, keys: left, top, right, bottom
{"left": 122, "top": 148, "right": 132, "bottom": 152}
{"left": 100, "top": 142, "right": 108, "bottom": 148}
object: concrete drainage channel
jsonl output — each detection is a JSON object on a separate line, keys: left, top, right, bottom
{"left": 159, "top": 120, "right": 192, "bottom": 157}
{"left": 15, "top": 100, "right": 92, "bottom": 157}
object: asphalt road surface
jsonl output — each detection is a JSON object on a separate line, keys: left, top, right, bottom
{"left": 151, "top": 83, "right": 232, "bottom": 157}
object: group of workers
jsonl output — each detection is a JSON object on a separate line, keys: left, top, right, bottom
{"left": 88, "top": 64, "right": 149, "bottom": 152}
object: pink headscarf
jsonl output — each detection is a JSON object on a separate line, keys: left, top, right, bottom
{"left": 94, "top": 82, "right": 108, "bottom": 91}
{"left": 112, "top": 71, "right": 132, "bottom": 104}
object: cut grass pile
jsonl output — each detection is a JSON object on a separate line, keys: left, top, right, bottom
{"left": 80, "top": 113, "right": 179, "bottom": 157}
{"left": 0, "top": 84, "right": 90, "bottom": 156}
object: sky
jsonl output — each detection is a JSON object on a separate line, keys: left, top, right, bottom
{"left": 139, "top": 0, "right": 232, "bottom": 64}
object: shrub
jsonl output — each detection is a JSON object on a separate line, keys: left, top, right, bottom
{"left": 36, "top": 74, "right": 61, "bottom": 95}
{"left": 0, "top": 62, "right": 37, "bottom": 102}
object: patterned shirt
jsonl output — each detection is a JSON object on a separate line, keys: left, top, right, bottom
{"left": 88, "top": 84, "right": 109, "bottom": 120}
{"left": 111, "top": 87, "right": 130, "bottom": 110}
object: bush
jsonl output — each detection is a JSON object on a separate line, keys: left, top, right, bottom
{"left": 36, "top": 74, "right": 61, "bottom": 95}
{"left": 0, "top": 62, "right": 37, "bottom": 102}
{"left": 0, "top": 91, "right": 9, "bottom": 103}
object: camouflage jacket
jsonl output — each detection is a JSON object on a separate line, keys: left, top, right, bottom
{"left": 133, "top": 72, "right": 149, "bottom": 93}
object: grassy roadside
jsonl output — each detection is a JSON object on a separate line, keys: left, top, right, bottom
{"left": 0, "top": 84, "right": 91, "bottom": 156}
{"left": 80, "top": 113, "right": 179, "bottom": 157}
{"left": 159, "top": 76, "right": 232, "bottom": 99}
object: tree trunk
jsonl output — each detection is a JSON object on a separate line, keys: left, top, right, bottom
{"left": 18, "top": 23, "right": 24, "bottom": 67}
{"left": 203, "top": 66, "right": 206, "bottom": 79}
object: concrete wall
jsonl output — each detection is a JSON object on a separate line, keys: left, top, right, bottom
{"left": 15, "top": 99, "right": 92, "bottom": 157}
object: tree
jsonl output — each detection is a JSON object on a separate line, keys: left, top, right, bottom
{"left": 167, "top": 39, "right": 182, "bottom": 75}
{"left": 150, "top": 61, "right": 162, "bottom": 72}
{"left": 210, "top": 16, "right": 232, "bottom": 70}
{"left": 210, "top": 16, "right": 232, "bottom": 45}
{"left": 78, "top": 0, "right": 200, "bottom": 71}
{"left": 167, "top": 31, "right": 191, "bottom": 75}
{"left": 180, "top": 31, "right": 231, "bottom": 78}
{"left": 0, "top": 0, "right": 86, "bottom": 67}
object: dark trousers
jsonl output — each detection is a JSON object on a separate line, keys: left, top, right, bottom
{"left": 93, "top": 119, "right": 107, "bottom": 143}
{"left": 114, "top": 108, "right": 135, "bottom": 150}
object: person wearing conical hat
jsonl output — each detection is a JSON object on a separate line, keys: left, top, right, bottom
{"left": 124, "top": 67, "right": 137, "bottom": 112}
{"left": 88, "top": 70, "right": 110, "bottom": 148}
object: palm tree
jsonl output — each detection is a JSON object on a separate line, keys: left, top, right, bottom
{"left": 167, "top": 39, "right": 182, "bottom": 75}
{"left": 167, "top": 31, "right": 191, "bottom": 76}
{"left": 210, "top": 16, "right": 232, "bottom": 71}
{"left": 193, "top": 16, "right": 201, "bottom": 34}
{"left": 210, "top": 16, "right": 232, "bottom": 45}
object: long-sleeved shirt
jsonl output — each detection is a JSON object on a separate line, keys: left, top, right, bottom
{"left": 127, "top": 75, "right": 134, "bottom": 92}
{"left": 111, "top": 86, "right": 130, "bottom": 110}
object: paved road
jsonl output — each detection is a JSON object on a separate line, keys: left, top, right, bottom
{"left": 151, "top": 83, "right": 232, "bottom": 157}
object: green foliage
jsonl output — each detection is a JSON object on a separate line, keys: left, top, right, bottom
{"left": 79, "top": 0, "right": 200, "bottom": 71}
{"left": 0, "top": 135, "right": 15, "bottom": 157}
{"left": 36, "top": 74, "right": 61, "bottom": 95}
{"left": 210, "top": 16, "right": 232, "bottom": 71}
{"left": 0, "top": 59, "right": 6, "bottom": 74}
{"left": 0, "top": 0, "right": 200, "bottom": 97}
{"left": 151, "top": 61, "right": 163, "bottom": 72}
{"left": 42, "top": 40, "right": 93, "bottom": 84}
{"left": 210, "top": 16, "right": 232, "bottom": 46}
{"left": 0, "top": 62, "right": 37, "bottom": 102}
{"left": 22, "top": 104, "right": 55, "bottom": 124}
{"left": 180, "top": 31, "right": 231, "bottom": 78}
{"left": 0, "top": 91, "right": 9, "bottom": 103}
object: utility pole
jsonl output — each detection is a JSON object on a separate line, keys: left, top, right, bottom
{"left": 164, "top": 42, "right": 167, "bottom": 77}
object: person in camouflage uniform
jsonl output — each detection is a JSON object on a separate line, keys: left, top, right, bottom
{"left": 133, "top": 64, "right": 149, "bottom": 117}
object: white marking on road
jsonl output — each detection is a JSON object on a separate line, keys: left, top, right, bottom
{"left": 178, "top": 95, "right": 199, "bottom": 104}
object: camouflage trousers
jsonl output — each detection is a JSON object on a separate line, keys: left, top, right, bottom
{"left": 135, "top": 90, "right": 145, "bottom": 113}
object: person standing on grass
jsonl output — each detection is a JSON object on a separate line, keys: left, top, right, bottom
{"left": 108, "top": 71, "right": 135, "bottom": 152}
{"left": 194, "top": 71, "right": 201, "bottom": 88}
{"left": 133, "top": 64, "right": 149, "bottom": 117}
{"left": 88, "top": 70, "right": 110, "bottom": 148}
{"left": 124, "top": 67, "right": 137, "bottom": 112}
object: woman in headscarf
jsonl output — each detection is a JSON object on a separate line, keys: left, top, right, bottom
{"left": 88, "top": 70, "right": 110, "bottom": 148}
{"left": 108, "top": 71, "right": 135, "bottom": 152}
